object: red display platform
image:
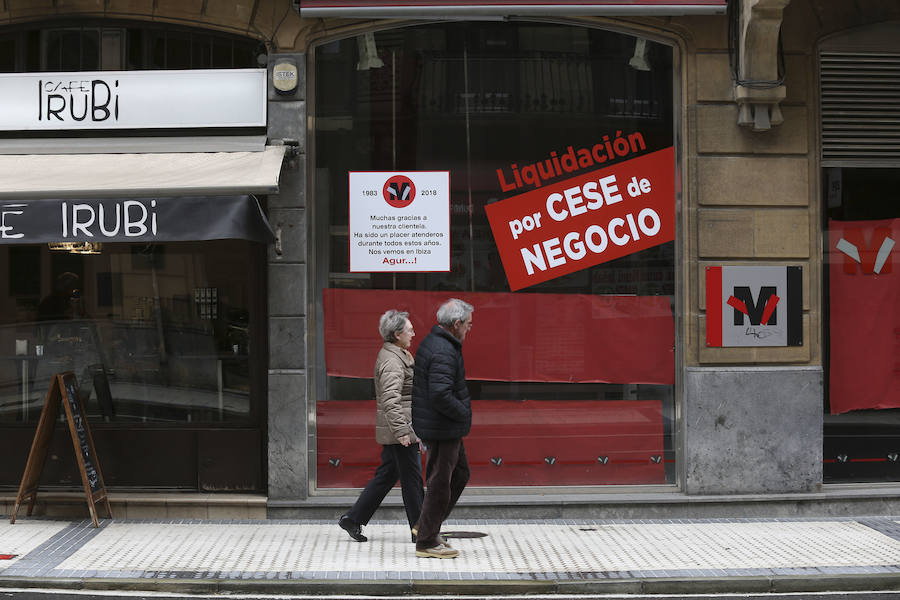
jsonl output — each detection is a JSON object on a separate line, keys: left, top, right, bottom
{"left": 317, "top": 399, "right": 666, "bottom": 487}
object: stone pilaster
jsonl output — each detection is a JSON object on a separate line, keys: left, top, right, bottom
{"left": 266, "top": 53, "right": 309, "bottom": 502}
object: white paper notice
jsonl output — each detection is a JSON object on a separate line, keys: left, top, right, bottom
{"left": 349, "top": 171, "right": 450, "bottom": 272}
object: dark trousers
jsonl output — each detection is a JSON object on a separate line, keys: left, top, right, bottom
{"left": 347, "top": 443, "right": 424, "bottom": 529}
{"left": 415, "top": 438, "right": 470, "bottom": 550}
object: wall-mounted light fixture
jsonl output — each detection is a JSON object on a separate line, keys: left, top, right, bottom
{"left": 356, "top": 33, "right": 384, "bottom": 71}
{"left": 629, "top": 38, "right": 651, "bottom": 72}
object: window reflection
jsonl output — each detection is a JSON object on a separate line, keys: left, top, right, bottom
{"left": 0, "top": 23, "right": 262, "bottom": 74}
{"left": 0, "top": 241, "right": 259, "bottom": 424}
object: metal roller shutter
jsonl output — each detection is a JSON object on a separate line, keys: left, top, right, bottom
{"left": 820, "top": 51, "right": 900, "bottom": 165}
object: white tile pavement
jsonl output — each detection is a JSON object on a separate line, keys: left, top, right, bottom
{"left": 54, "top": 520, "right": 900, "bottom": 574}
{"left": 4, "top": 518, "right": 900, "bottom": 582}
{"left": 0, "top": 521, "right": 67, "bottom": 570}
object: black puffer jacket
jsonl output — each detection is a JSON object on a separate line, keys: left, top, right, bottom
{"left": 412, "top": 325, "right": 472, "bottom": 441}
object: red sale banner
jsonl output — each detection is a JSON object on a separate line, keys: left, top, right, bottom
{"left": 485, "top": 147, "right": 675, "bottom": 291}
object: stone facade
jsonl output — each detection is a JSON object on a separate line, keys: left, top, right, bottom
{"left": 5, "top": 0, "right": 898, "bottom": 508}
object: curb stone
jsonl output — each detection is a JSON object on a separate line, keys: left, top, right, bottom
{"left": 3, "top": 574, "right": 900, "bottom": 596}
{"left": 770, "top": 573, "right": 900, "bottom": 593}
{"left": 635, "top": 576, "right": 773, "bottom": 595}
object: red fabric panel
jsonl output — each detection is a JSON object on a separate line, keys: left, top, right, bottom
{"left": 828, "top": 218, "right": 900, "bottom": 414}
{"left": 317, "top": 399, "right": 666, "bottom": 487}
{"left": 323, "top": 288, "right": 674, "bottom": 384}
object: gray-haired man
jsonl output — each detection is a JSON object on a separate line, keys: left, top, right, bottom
{"left": 411, "top": 298, "right": 474, "bottom": 559}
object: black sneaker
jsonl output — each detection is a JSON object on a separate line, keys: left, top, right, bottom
{"left": 339, "top": 514, "right": 367, "bottom": 542}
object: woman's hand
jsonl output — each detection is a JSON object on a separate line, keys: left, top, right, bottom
{"left": 397, "top": 434, "right": 411, "bottom": 447}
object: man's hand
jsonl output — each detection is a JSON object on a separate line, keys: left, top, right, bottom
{"left": 397, "top": 434, "right": 411, "bottom": 447}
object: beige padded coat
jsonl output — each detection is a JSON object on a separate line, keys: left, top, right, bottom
{"left": 374, "top": 342, "right": 418, "bottom": 445}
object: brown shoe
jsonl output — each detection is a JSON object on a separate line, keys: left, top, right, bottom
{"left": 415, "top": 544, "right": 459, "bottom": 559}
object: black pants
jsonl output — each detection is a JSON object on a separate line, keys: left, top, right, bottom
{"left": 415, "top": 438, "right": 470, "bottom": 550}
{"left": 347, "top": 443, "right": 424, "bottom": 529}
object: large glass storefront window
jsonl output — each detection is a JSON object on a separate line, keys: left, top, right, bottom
{"left": 0, "top": 241, "right": 266, "bottom": 489}
{"left": 313, "top": 22, "right": 676, "bottom": 488}
{"left": 824, "top": 167, "right": 900, "bottom": 482}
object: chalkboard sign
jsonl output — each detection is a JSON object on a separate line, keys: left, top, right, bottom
{"left": 10, "top": 372, "right": 111, "bottom": 527}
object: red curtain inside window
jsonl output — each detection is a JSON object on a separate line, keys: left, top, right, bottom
{"left": 828, "top": 218, "right": 900, "bottom": 414}
{"left": 323, "top": 288, "right": 674, "bottom": 384}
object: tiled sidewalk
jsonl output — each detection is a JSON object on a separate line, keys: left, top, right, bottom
{"left": 3, "top": 517, "right": 900, "bottom": 594}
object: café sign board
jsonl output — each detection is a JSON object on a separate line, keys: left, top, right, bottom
{"left": 0, "top": 68, "right": 267, "bottom": 131}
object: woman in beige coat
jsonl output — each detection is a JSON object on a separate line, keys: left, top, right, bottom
{"left": 338, "top": 309, "right": 424, "bottom": 543}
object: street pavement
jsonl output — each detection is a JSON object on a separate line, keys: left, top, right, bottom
{"left": 3, "top": 516, "right": 900, "bottom": 595}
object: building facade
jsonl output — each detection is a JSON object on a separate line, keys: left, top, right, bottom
{"left": 0, "top": 0, "right": 898, "bottom": 519}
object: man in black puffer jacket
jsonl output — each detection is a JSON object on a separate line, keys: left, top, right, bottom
{"left": 411, "top": 298, "right": 474, "bottom": 559}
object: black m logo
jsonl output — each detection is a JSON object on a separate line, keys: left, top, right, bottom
{"left": 731, "top": 286, "right": 777, "bottom": 326}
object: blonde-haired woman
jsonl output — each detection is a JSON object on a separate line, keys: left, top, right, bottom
{"left": 339, "top": 309, "right": 423, "bottom": 542}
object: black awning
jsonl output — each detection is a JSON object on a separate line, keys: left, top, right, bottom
{"left": 0, "top": 195, "right": 275, "bottom": 245}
